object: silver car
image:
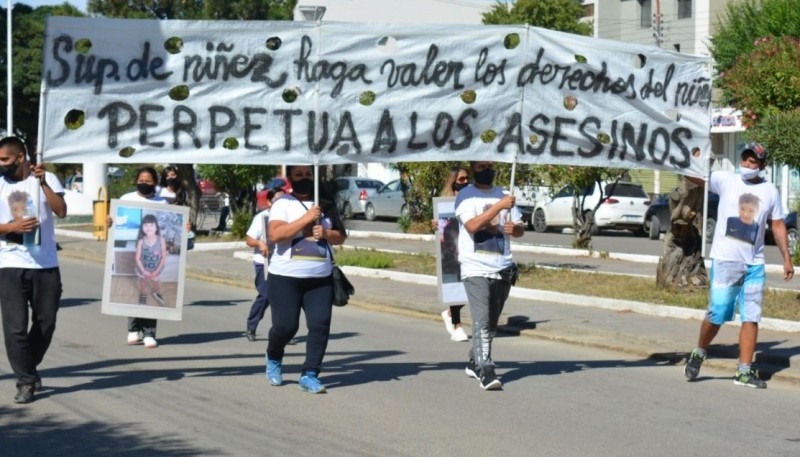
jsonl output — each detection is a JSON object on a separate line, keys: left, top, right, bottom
{"left": 364, "top": 179, "right": 409, "bottom": 221}
{"left": 334, "top": 177, "right": 385, "bottom": 219}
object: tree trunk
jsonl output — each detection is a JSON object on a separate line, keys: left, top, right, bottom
{"left": 656, "top": 183, "right": 709, "bottom": 291}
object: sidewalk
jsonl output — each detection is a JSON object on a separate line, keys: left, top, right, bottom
{"left": 55, "top": 228, "right": 800, "bottom": 385}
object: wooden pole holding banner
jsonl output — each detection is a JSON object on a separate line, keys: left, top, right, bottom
{"left": 313, "top": 162, "right": 319, "bottom": 207}
{"left": 33, "top": 64, "right": 48, "bottom": 246}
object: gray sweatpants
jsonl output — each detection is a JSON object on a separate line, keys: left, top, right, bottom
{"left": 463, "top": 276, "right": 511, "bottom": 369}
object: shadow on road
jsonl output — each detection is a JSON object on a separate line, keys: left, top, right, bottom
{"left": 0, "top": 405, "right": 219, "bottom": 456}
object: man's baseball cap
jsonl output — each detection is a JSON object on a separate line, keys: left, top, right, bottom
{"left": 742, "top": 142, "right": 767, "bottom": 161}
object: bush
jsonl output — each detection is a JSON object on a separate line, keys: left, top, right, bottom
{"left": 230, "top": 209, "right": 252, "bottom": 239}
{"left": 720, "top": 36, "right": 800, "bottom": 124}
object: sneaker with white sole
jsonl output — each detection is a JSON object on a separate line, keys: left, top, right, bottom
{"left": 152, "top": 292, "right": 165, "bottom": 306}
{"left": 266, "top": 357, "right": 283, "bottom": 386}
{"left": 733, "top": 369, "right": 767, "bottom": 389}
{"left": 143, "top": 336, "right": 158, "bottom": 348}
{"left": 299, "top": 371, "right": 327, "bottom": 394}
{"left": 441, "top": 310, "right": 455, "bottom": 335}
{"left": 465, "top": 358, "right": 480, "bottom": 380}
{"left": 451, "top": 326, "right": 469, "bottom": 342}
{"left": 127, "top": 331, "right": 142, "bottom": 345}
{"left": 684, "top": 349, "right": 705, "bottom": 381}
{"left": 479, "top": 365, "right": 502, "bottom": 390}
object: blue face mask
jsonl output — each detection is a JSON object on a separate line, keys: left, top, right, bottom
{"left": 738, "top": 166, "right": 760, "bottom": 181}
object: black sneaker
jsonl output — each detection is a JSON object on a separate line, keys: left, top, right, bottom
{"left": 14, "top": 384, "right": 35, "bottom": 404}
{"left": 465, "top": 359, "right": 480, "bottom": 380}
{"left": 734, "top": 369, "right": 767, "bottom": 389}
{"left": 684, "top": 349, "right": 706, "bottom": 381}
{"left": 245, "top": 330, "right": 256, "bottom": 342}
{"left": 480, "top": 366, "right": 502, "bottom": 390}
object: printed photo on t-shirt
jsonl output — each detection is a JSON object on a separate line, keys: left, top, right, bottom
{"left": 725, "top": 192, "right": 760, "bottom": 245}
{"left": 473, "top": 203, "right": 505, "bottom": 255}
{"left": 5, "top": 190, "right": 35, "bottom": 245}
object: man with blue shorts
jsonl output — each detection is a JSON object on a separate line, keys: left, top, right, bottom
{"left": 684, "top": 142, "right": 794, "bottom": 388}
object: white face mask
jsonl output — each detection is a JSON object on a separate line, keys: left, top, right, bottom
{"left": 739, "top": 166, "right": 760, "bottom": 181}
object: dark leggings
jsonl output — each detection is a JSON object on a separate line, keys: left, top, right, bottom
{"left": 450, "top": 304, "right": 464, "bottom": 325}
{"left": 266, "top": 273, "right": 333, "bottom": 375}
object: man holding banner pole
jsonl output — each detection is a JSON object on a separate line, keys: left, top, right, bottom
{"left": 456, "top": 161, "right": 524, "bottom": 390}
{"left": 0, "top": 136, "right": 67, "bottom": 404}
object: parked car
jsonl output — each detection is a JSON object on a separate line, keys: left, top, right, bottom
{"left": 644, "top": 192, "right": 719, "bottom": 241}
{"left": 256, "top": 176, "right": 291, "bottom": 211}
{"left": 513, "top": 185, "right": 552, "bottom": 229}
{"left": 766, "top": 211, "right": 799, "bottom": 252}
{"left": 531, "top": 181, "right": 651, "bottom": 235}
{"left": 364, "top": 179, "right": 408, "bottom": 221}
{"left": 197, "top": 178, "right": 217, "bottom": 196}
{"left": 333, "top": 176, "right": 385, "bottom": 219}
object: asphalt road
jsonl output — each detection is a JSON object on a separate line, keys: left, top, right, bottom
{"left": 2, "top": 257, "right": 800, "bottom": 457}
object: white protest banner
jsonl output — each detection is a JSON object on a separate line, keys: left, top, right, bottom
{"left": 40, "top": 17, "right": 711, "bottom": 177}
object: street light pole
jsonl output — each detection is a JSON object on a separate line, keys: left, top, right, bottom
{"left": 6, "top": 0, "right": 13, "bottom": 136}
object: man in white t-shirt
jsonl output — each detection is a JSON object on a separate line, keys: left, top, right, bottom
{"left": 455, "top": 161, "right": 524, "bottom": 390}
{"left": 0, "top": 137, "right": 67, "bottom": 404}
{"left": 684, "top": 142, "right": 794, "bottom": 388}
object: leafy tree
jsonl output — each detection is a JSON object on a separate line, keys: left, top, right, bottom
{"left": 195, "top": 164, "right": 277, "bottom": 212}
{"left": 482, "top": 0, "right": 593, "bottom": 36}
{"left": 710, "top": 0, "right": 800, "bottom": 80}
{"left": 719, "top": 35, "right": 800, "bottom": 170}
{"left": 753, "top": 108, "right": 800, "bottom": 170}
{"left": 719, "top": 36, "right": 800, "bottom": 126}
{"left": 87, "top": 0, "right": 296, "bottom": 20}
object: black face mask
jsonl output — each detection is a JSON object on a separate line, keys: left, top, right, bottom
{"left": 473, "top": 168, "right": 495, "bottom": 186}
{"left": 291, "top": 178, "right": 314, "bottom": 196}
{"left": 165, "top": 178, "right": 180, "bottom": 189}
{"left": 0, "top": 163, "right": 19, "bottom": 179}
{"left": 137, "top": 183, "right": 156, "bottom": 196}
{"left": 452, "top": 182, "right": 469, "bottom": 193}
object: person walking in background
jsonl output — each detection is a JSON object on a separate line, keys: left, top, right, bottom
{"left": 111, "top": 167, "right": 168, "bottom": 349}
{"left": 135, "top": 214, "right": 168, "bottom": 308}
{"left": 436, "top": 166, "right": 471, "bottom": 342}
{"left": 0, "top": 136, "right": 67, "bottom": 403}
{"left": 684, "top": 142, "right": 794, "bottom": 388}
{"left": 243, "top": 183, "right": 285, "bottom": 342}
{"left": 265, "top": 165, "right": 346, "bottom": 394}
{"left": 456, "top": 161, "right": 524, "bottom": 390}
{"left": 158, "top": 165, "right": 188, "bottom": 206}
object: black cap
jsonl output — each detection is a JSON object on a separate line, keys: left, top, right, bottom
{"left": 742, "top": 142, "right": 767, "bottom": 161}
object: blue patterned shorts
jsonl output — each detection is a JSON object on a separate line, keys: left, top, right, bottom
{"left": 707, "top": 260, "right": 765, "bottom": 324}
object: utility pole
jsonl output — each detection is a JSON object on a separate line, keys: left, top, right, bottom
{"left": 6, "top": 0, "right": 13, "bottom": 136}
{"left": 652, "top": 0, "right": 663, "bottom": 195}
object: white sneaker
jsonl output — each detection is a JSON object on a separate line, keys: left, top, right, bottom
{"left": 451, "top": 326, "right": 469, "bottom": 342}
{"left": 127, "top": 332, "right": 142, "bottom": 345}
{"left": 441, "top": 310, "right": 455, "bottom": 335}
{"left": 143, "top": 336, "right": 158, "bottom": 348}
